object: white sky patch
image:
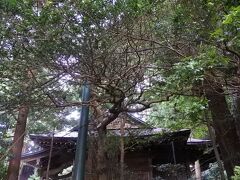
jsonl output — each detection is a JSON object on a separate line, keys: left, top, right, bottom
{"left": 132, "top": 110, "right": 150, "bottom": 121}
{"left": 66, "top": 110, "right": 80, "bottom": 120}
{"left": 58, "top": 74, "right": 73, "bottom": 91}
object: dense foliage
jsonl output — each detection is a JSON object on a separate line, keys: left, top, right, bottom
{"left": 0, "top": 0, "right": 240, "bottom": 179}
{"left": 232, "top": 166, "right": 240, "bottom": 180}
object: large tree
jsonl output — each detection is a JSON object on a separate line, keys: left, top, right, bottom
{"left": 147, "top": 0, "right": 240, "bottom": 178}
{"left": 0, "top": 0, "right": 166, "bottom": 179}
{"left": 1, "top": 0, "right": 240, "bottom": 179}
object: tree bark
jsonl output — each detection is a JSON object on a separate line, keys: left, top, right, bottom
{"left": 232, "top": 90, "right": 240, "bottom": 141}
{"left": 6, "top": 105, "right": 29, "bottom": 180}
{"left": 120, "top": 119, "right": 126, "bottom": 180}
{"left": 97, "top": 128, "right": 108, "bottom": 180}
{"left": 205, "top": 110, "right": 225, "bottom": 180}
{"left": 85, "top": 137, "right": 97, "bottom": 180}
{"left": 204, "top": 84, "right": 240, "bottom": 178}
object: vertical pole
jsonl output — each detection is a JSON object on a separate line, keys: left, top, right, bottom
{"left": 73, "top": 83, "right": 90, "bottom": 180}
{"left": 46, "top": 132, "right": 54, "bottom": 179}
{"left": 171, "top": 141, "right": 176, "bottom": 164}
{"left": 195, "top": 160, "right": 201, "bottom": 180}
{"left": 171, "top": 141, "right": 177, "bottom": 180}
{"left": 205, "top": 110, "right": 225, "bottom": 180}
{"left": 120, "top": 119, "right": 126, "bottom": 180}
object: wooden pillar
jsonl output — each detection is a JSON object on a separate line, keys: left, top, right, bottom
{"left": 194, "top": 160, "right": 201, "bottom": 180}
{"left": 171, "top": 141, "right": 176, "bottom": 164}
{"left": 148, "top": 157, "right": 152, "bottom": 180}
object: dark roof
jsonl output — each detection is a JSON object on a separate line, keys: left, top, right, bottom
{"left": 21, "top": 149, "right": 50, "bottom": 161}
{"left": 28, "top": 128, "right": 192, "bottom": 148}
{"left": 26, "top": 114, "right": 211, "bottom": 153}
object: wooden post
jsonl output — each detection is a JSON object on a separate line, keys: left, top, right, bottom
{"left": 120, "top": 119, "right": 126, "bottom": 180}
{"left": 46, "top": 132, "right": 54, "bottom": 179}
{"left": 171, "top": 141, "right": 176, "bottom": 164}
{"left": 194, "top": 160, "right": 201, "bottom": 180}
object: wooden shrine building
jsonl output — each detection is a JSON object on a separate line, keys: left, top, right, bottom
{"left": 20, "top": 114, "right": 214, "bottom": 180}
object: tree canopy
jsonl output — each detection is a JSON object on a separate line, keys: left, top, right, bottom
{"left": 0, "top": 0, "right": 240, "bottom": 179}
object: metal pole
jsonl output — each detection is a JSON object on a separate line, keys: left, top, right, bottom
{"left": 73, "top": 83, "right": 90, "bottom": 180}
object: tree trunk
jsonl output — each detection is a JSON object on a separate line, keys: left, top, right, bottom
{"left": 205, "top": 110, "right": 225, "bottom": 180}
{"left": 6, "top": 105, "right": 29, "bottom": 180}
{"left": 97, "top": 128, "right": 108, "bottom": 180}
{"left": 120, "top": 119, "right": 126, "bottom": 180}
{"left": 232, "top": 90, "right": 240, "bottom": 141}
{"left": 85, "top": 137, "right": 98, "bottom": 180}
{"left": 205, "top": 85, "right": 240, "bottom": 178}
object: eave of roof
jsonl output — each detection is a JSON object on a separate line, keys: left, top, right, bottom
{"left": 187, "top": 138, "right": 211, "bottom": 145}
